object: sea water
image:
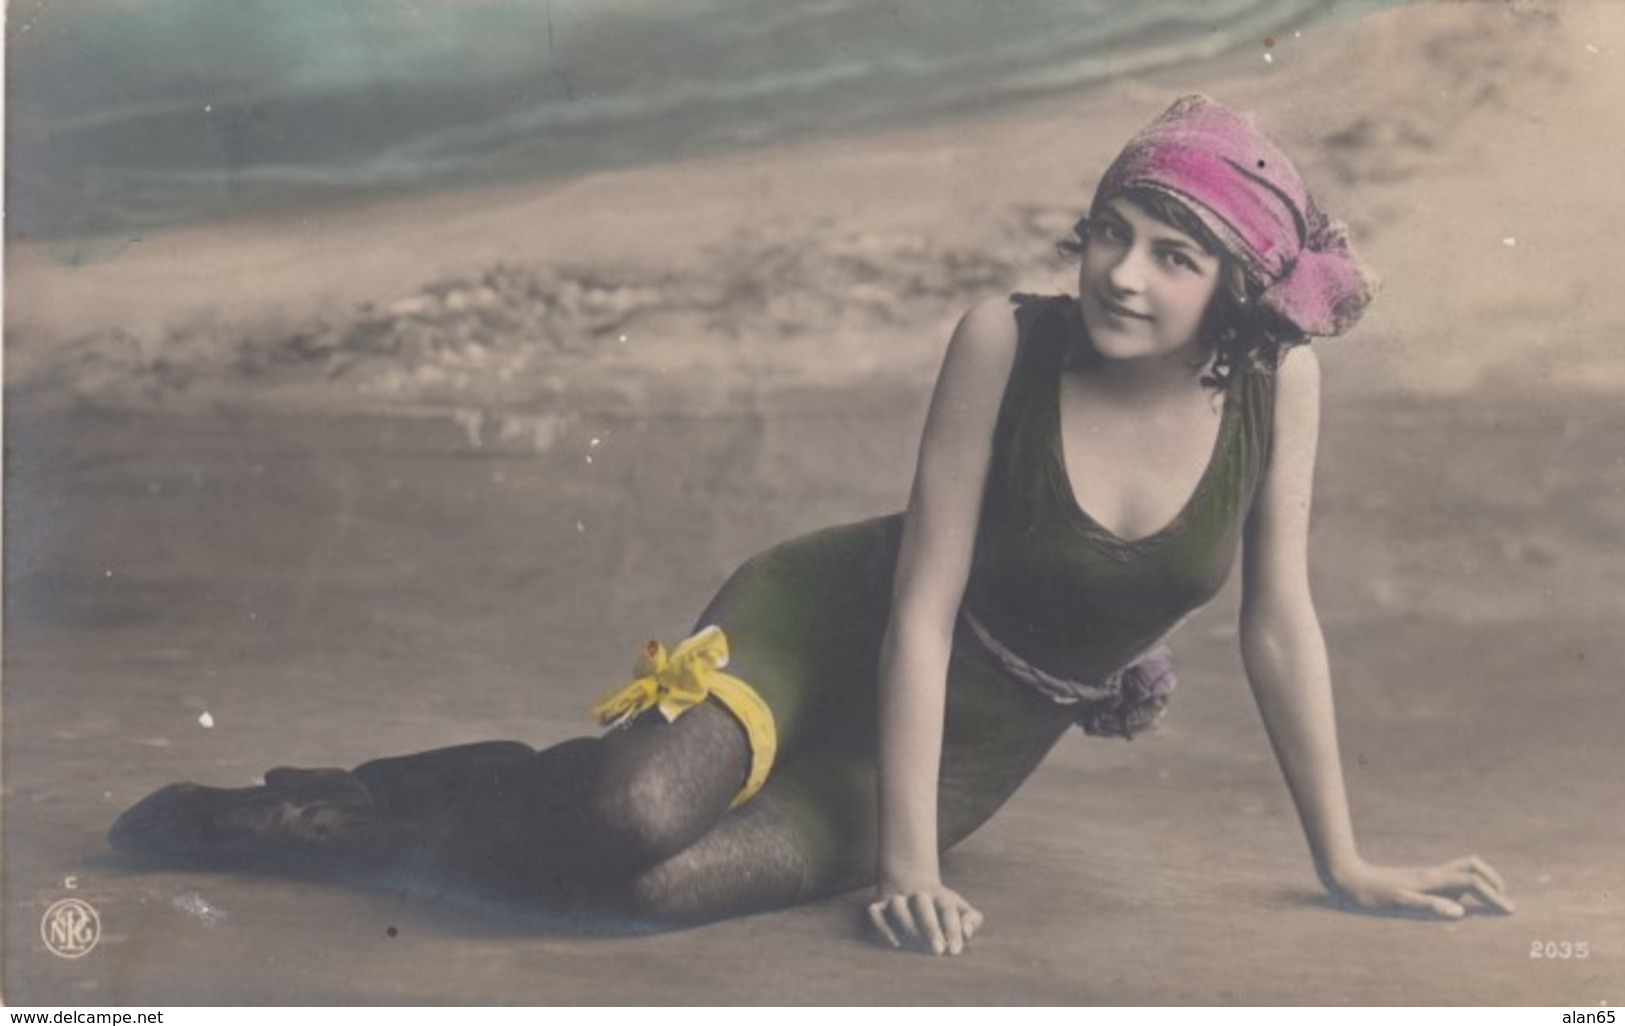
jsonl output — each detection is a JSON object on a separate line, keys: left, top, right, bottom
{"left": 7, "top": 0, "right": 1404, "bottom": 238}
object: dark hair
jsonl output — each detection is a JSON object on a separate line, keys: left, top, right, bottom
{"left": 1058, "top": 187, "right": 1305, "bottom": 390}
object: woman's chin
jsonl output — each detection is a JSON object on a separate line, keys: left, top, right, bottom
{"left": 1078, "top": 322, "right": 1209, "bottom": 371}
{"left": 1079, "top": 319, "right": 1156, "bottom": 362}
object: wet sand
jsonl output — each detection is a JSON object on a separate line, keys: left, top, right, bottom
{"left": 6, "top": 0, "right": 1625, "bottom": 1006}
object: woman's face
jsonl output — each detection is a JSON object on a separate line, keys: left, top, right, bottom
{"left": 1076, "top": 196, "right": 1224, "bottom": 364}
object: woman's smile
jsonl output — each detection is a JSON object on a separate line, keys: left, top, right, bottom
{"left": 1096, "top": 293, "right": 1154, "bottom": 322}
{"left": 1076, "top": 197, "right": 1222, "bottom": 362}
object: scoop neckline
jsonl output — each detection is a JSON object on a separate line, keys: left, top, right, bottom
{"left": 1046, "top": 343, "right": 1238, "bottom": 552}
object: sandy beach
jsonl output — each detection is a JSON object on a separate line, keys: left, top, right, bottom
{"left": 5, "top": 0, "right": 1624, "bottom": 1005}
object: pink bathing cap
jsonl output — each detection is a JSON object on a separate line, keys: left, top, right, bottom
{"left": 1094, "top": 95, "right": 1375, "bottom": 338}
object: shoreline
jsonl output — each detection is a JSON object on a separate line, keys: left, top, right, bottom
{"left": 2, "top": 1, "right": 1359, "bottom": 247}
{"left": 7, "top": 2, "right": 1625, "bottom": 411}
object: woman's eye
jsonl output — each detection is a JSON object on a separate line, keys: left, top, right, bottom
{"left": 1096, "top": 221, "right": 1128, "bottom": 243}
{"left": 1158, "top": 249, "right": 1197, "bottom": 271}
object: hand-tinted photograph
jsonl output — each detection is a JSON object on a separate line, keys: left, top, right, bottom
{"left": 5, "top": 0, "right": 1620, "bottom": 1006}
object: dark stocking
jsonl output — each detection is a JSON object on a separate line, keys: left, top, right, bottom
{"left": 110, "top": 702, "right": 767, "bottom": 915}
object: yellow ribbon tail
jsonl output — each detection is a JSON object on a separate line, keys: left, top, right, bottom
{"left": 588, "top": 626, "right": 777, "bottom": 808}
{"left": 704, "top": 670, "right": 777, "bottom": 809}
{"left": 590, "top": 675, "right": 662, "bottom": 730}
{"left": 667, "top": 625, "right": 729, "bottom": 668}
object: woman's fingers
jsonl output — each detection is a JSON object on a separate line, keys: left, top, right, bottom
{"left": 1419, "top": 860, "right": 1515, "bottom": 915}
{"left": 910, "top": 892, "right": 948, "bottom": 954}
{"left": 940, "top": 902, "right": 965, "bottom": 956}
{"left": 887, "top": 894, "right": 920, "bottom": 941}
{"left": 868, "top": 890, "right": 983, "bottom": 955}
{"left": 962, "top": 905, "right": 984, "bottom": 941}
{"left": 1441, "top": 859, "right": 1514, "bottom": 914}
{"left": 1398, "top": 888, "right": 1465, "bottom": 920}
{"left": 1336, "top": 858, "right": 1511, "bottom": 919}
{"left": 1462, "top": 855, "right": 1507, "bottom": 894}
{"left": 1455, "top": 855, "right": 1513, "bottom": 911}
{"left": 1465, "top": 873, "right": 1516, "bottom": 914}
{"left": 866, "top": 901, "right": 901, "bottom": 948}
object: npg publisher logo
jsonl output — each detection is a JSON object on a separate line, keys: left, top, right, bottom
{"left": 40, "top": 897, "right": 101, "bottom": 959}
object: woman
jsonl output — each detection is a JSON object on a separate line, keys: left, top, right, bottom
{"left": 110, "top": 96, "right": 1512, "bottom": 954}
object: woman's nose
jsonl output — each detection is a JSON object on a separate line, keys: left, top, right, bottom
{"left": 1106, "top": 246, "right": 1148, "bottom": 294}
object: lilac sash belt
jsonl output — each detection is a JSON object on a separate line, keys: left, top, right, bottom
{"left": 961, "top": 608, "right": 1178, "bottom": 740}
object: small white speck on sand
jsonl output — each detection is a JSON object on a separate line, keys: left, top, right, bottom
{"left": 584, "top": 454, "right": 594, "bottom": 465}
{"left": 1585, "top": 44, "right": 1600, "bottom": 54}
{"left": 173, "top": 890, "right": 229, "bottom": 928}
{"left": 575, "top": 521, "right": 586, "bottom": 533}
{"left": 1502, "top": 237, "right": 1517, "bottom": 247}
{"left": 1536, "top": 874, "right": 1553, "bottom": 884}
{"left": 198, "top": 711, "right": 215, "bottom": 729}
{"left": 1262, "top": 53, "right": 1274, "bottom": 64}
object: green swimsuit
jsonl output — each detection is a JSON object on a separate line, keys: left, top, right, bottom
{"left": 696, "top": 293, "right": 1278, "bottom": 886}
{"left": 110, "top": 294, "right": 1281, "bottom": 908}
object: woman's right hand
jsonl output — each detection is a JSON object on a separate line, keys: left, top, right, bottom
{"left": 868, "top": 301, "right": 1013, "bottom": 960}
{"left": 867, "top": 882, "right": 984, "bottom": 955}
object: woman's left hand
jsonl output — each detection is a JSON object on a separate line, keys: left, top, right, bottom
{"left": 1329, "top": 855, "right": 1515, "bottom": 918}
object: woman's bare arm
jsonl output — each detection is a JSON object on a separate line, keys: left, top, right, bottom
{"left": 870, "top": 297, "right": 1019, "bottom": 955}
{"left": 1239, "top": 347, "right": 1512, "bottom": 917}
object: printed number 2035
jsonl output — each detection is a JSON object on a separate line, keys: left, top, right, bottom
{"left": 1530, "top": 941, "right": 1589, "bottom": 959}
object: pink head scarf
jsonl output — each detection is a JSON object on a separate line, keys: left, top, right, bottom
{"left": 1094, "top": 95, "right": 1375, "bottom": 338}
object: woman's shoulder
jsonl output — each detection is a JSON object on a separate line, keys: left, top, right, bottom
{"left": 1270, "top": 344, "right": 1321, "bottom": 421}
{"left": 1249, "top": 344, "right": 1322, "bottom": 493}
{"left": 924, "top": 295, "right": 1054, "bottom": 439}
{"left": 947, "top": 291, "right": 1071, "bottom": 369}
{"left": 932, "top": 297, "right": 1023, "bottom": 403}
{"left": 952, "top": 290, "right": 1072, "bottom": 327}
{"left": 949, "top": 293, "right": 1074, "bottom": 364}
{"left": 957, "top": 294, "right": 1024, "bottom": 341}
{"left": 1238, "top": 343, "right": 1319, "bottom": 421}
{"left": 1275, "top": 343, "right": 1320, "bottom": 381}
{"left": 934, "top": 293, "right": 1078, "bottom": 413}
{"left": 1234, "top": 345, "right": 1319, "bottom": 485}
{"left": 1008, "top": 291, "right": 1077, "bottom": 329}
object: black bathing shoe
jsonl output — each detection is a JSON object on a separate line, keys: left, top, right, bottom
{"left": 108, "top": 768, "right": 393, "bottom": 870}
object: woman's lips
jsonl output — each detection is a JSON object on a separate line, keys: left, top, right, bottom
{"left": 1098, "top": 294, "right": 1153, "bottom": 321}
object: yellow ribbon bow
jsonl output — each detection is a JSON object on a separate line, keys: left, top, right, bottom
{"left": 590, "top": 625, "right": 777, "bottom": 808}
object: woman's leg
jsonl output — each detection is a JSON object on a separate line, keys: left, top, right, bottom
{"left": 618, "top": 720, "right": 1073, "bottom": 927}
{"left": 109, "top": 702, "right": 753, "bottom": 908}
{"left": 620, "top": 664, "right": 1078, "bottom": 927}
{"left": 111, "top": 679, "right": 1071, "bottom": 926}
{"left": 620, "top": 756, "right": 874, "bottom": 924}
{"left": 405, "top": 702, "right": 753, "bottom": 903}
{"left": 111, "top": 516, "right": 1082, "bottom": 923}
